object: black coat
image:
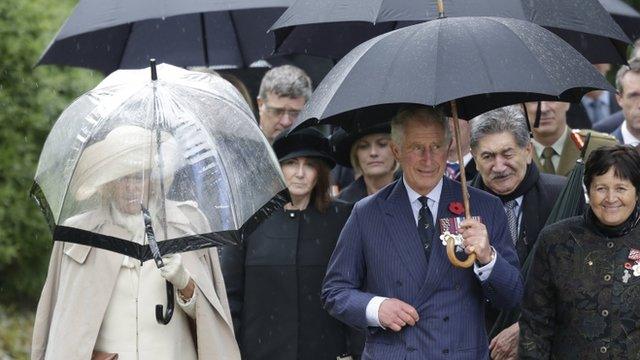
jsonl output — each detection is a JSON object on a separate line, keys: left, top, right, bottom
{"left": 220, "top": 201, "right": 353, "bottom": 360}
{"left": 520, "top": 217, "right": 640, "bottom": 359}
{"left": 337, "top": 176, "right": 367, "bottom": 203}
{"left": 516, "top": 172, "right": 568, "bottom": 263}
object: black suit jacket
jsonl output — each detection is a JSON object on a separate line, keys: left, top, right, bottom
{"left": 566, "top": 92, "right": 621, "bottom": 130}
{"left": 519, "top": 173, "right": 570, "bottom": 262}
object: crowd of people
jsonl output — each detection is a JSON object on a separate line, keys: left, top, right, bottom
{"left": 31, "top": 53, "right": 640, "bottom": 360}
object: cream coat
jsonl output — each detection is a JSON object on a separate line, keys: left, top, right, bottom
{"left": 31, "top": 201, "right": 241, "bottom": 360}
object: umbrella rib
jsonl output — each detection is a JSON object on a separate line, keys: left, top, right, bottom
{"left": 200, "top": 13, "right": 210, "bottom": 67}
{"left": 116, "top": 23, "right": 134, "bottom": 71}
{"left": 228, "top": 12, "right": 247, "bottom": 67}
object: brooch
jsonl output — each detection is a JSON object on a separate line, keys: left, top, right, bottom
{"left": 623, "top": 248, "right": 640, "bottom": 283}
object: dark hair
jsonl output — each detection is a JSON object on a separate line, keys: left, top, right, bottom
{"left": 584, "top": 145, "right": 640, "bottom": 190}
{"left": 309, "top": 158, "right": 332, "bottom": 213}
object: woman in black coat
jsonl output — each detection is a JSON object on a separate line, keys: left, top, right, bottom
{"left": 221, "top": 128, "right": 353, "bottom": 360}
{"left": 520, "top": 145, "right": 640, "bottom": 359}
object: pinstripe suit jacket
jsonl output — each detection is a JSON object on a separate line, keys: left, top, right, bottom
{"left": 321, "top": 177, "right": 523, "bottom": 360}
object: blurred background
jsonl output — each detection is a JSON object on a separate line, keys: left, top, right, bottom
{"left": 1, "top": 0, "right": 640, "bottom": 358}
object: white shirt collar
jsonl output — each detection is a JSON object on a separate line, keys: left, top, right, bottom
{"left": 403, "top": 176, "right": 444, "bottom": 203}
{"left": 622, "top": 120, "right": 640, "bottom": 146}
{"left": 403, "top": 176, "right": 443, "bottom": 225}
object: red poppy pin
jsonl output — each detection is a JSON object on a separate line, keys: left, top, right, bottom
{"left": 448, "top": 201, "right": 464, "bottom": 216}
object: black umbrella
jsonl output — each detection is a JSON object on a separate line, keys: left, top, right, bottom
{"left": 600, "top": 0, "right": 640, "bottom": 41}
{"left": 38, "top": 0, "right": 294, "bottom": 73}
{"left": 292, "top": 17, "right": 614, "bottom": 131}
{"left": 271, "top": 0, "right": 630, "bottom": 64}
{"left": 290, "top": 15, "right": 613, "bottom": 267}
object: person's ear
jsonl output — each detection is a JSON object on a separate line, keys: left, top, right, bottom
{"left": 391, "top": 142, "right": 401, "bottom": 161}
{"left": 524, "top": 142, "right": 533, "bottom": 164}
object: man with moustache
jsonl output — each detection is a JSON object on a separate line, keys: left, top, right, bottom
{"left": 469, "top": 106, "right": 569, "bottom": 360}
{"left": 322, "top": 105, "right": 522, "bottom": 360}
{"left": 523, "top": 101, "right": 617, "bottom": 176}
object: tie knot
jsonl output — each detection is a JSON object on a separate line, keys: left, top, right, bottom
{"left": 418, "top": 196, "right": 429, "bottom": 207}
{"left": 504, "top": 199, "right": 518, "bottom": 210}
{"left": 542, "top": 146, "right": 555, "bottom": 160}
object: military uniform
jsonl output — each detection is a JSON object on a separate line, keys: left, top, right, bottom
{"left": 532, "top": 128, "right": 618, "bottom": 176}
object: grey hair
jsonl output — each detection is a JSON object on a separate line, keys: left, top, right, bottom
{"left": 258, "top": 65, "right": 312, "bottom": 101}
{"left": 470, "top": 105, "right": 530, "bottom": 150}
{"left": 390, "top": 105, "right": 450, "bottom": 147}
{"left": 615, "top": 57, "right": 640, "bottom": 93}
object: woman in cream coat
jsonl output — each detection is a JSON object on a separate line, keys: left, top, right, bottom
{"left": 31, "top": 126, "right": 241, "bottom": 360}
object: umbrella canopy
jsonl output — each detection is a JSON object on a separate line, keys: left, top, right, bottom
{"left": 38, "top": 0, "right": 294, "bottom": 73}
{"left": 271, "top": 0, "right": 630, "bottom": 64}
{"left": 32, "top": 63, "right": 288, "bottom": 261}
{"left": 599, "top": 0, "right": 640, "bottom": 41}
{"left": 290, "top": 16, "right": 615, "bottom": 132}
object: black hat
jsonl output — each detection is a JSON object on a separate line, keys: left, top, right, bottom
{"left": 273, "top": 128, "right": 335, "bottom": 168}
{"left": 330, "top": 122, "right": 391, "bottom": 168}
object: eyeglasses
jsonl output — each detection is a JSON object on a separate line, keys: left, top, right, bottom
{"left": 262, "top": 104, "right": 302, "bottom": 119}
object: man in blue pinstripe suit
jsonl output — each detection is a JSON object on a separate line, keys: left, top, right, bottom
{"left": 322, "top": 105, "right": 523, "bottom": 359}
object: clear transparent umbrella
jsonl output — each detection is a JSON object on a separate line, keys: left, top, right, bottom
{"left": 32, "top": 62, "right": 288, "bottom": 263}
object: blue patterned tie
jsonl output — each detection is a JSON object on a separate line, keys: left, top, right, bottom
{"left": 418, "top": 196, "right": 435, "bottom": 262}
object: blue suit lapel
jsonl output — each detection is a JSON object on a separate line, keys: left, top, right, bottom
{"left": 416, "top": 178, "right": 458, "bottom": 301}
{"left": 380, "top": 180, "right": 428, "bottom": 286}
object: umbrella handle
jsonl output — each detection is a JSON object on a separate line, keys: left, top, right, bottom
{"left": 449, "top": 100, "right": 476, "bottom": 269}
{"left": 156, "top": 281, "right": 174, "bottom": 325}
{"left": 446, "top": 237, "right": 476, "bottom": 268}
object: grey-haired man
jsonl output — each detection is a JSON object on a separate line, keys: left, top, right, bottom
{"left": 257, "top": 65, "right": 312, "bottom": 143}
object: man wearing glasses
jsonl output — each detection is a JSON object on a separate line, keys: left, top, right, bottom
{"left": 257, "top": 65, "right": 312, "bottom": 143}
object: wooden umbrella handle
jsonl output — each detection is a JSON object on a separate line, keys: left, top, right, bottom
{"left": 448, "top": 100, "right": 475, "bottom": 269}
{"left": 446, "top": 237, "right": 476, "bottom": 268}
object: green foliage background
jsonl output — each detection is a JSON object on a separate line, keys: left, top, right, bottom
{"left": 0, "top": 0, "right": 101, "bottom": 308}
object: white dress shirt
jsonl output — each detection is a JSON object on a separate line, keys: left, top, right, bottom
{"left": 365, "top": 177, "right": 497, "bottom": 327}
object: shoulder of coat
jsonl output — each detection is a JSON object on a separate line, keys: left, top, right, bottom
{"left": 573, "top": 129, "right": 618, "bottom": 144}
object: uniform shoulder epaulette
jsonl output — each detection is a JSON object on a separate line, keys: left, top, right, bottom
{"left": 573, "top": 129, "right": 617, "bottom": 141}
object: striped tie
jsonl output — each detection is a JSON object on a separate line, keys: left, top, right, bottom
{"left": 503, "top": 200, "right": 519, "bottom": 244}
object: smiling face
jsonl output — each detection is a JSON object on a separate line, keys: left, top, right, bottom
{"left": 280, "top": 156, "right": 319, "bottom": 199}
{"left": 108, "top": 172, "right": 150, "bottom": 215}
{"left": 353, "top": 133, "right": 396, "bottom": 178}
{"left": 391, "top": 117, "right": 450, "bottom": 195}
{"left": 472, "top": 132, "right": 532, "bottom": 195}
{"left": 589, "top": 167, "right": 638, "bottom": 226}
